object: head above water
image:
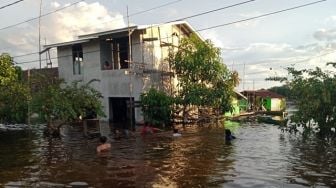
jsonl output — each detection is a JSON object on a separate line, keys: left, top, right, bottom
{"left": 99, "top": 136, "right": 107, "bottom": 144}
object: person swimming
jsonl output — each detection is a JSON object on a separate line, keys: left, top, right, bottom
{"left": 173, "top": 128, "right": 182, "bottom": 137}
{"left": 225, "top": 129, "right": 236, "bottom": 141}
{"left": 141, "top": 123, "right": 162, "bottom": 135}
{"left": 96, "top": 136, "right": 111, "bottom": 153}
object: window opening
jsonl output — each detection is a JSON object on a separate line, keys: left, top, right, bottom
{"left": 72, "top": 44, "right": 83, "bottom": 75}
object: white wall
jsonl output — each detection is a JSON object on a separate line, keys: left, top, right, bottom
{"left": 271, "top": 98, "right": 282, "bottom": 111}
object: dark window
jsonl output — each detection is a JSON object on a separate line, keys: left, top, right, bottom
{"left": 72, "top": 44, "right": 83, "bottom": 75}
{"left": 101, "top": 39, "right": 113, "bottom": 70}
{"left": 100, "top": 37, "right": 129, "bottom": 70}
{"left": 117, "top": 37, "right": 129, "bottom": 69}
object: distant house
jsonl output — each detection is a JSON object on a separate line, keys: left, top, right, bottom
{"left": 225, "top": 91, "right": 248, "bottom": 117}
{"left": 43, "top": 21, "right": 199, "bottom": 127}
{"left": 241, "top": 89, "right": 286, "bottom": 112}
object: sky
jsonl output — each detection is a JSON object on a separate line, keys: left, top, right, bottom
{"left": 0, "top": 0, "right": 335, "bottom": 91}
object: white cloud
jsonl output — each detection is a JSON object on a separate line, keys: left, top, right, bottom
{"left": 1, "top": 2, "right": 126, "bottom": 68}
{"left": 234, "top": 12, "right": 261, "bottom": 28}
{"left": 51, "top": 1, "right": 60, "bottom": 8}
{"left": 324, "top": 15, "right": 336, "bottom": 24}
{"left": 313, "top": 29, "right": 336, "bottom": 41}
{"left": 201, "top": 30, "right": 224, "bottom": 48}
{"left": 42, "top": 2, "right": 126, "bottom": 43}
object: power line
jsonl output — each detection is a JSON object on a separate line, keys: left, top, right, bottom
{"left": 0, "top": 0, "right": 23, "bottom": 10}
{"left": 13, "top": 0, "right": 328, "bottom": 65}
{"left": 130, "top": 0, "right": 183, "bottom": 17}
{"left": 0, "top": 0, "right": 84, "bottom": 31}
{"left": 42, "top": 0, "right": 185, "bottom": 37}
{"left": 233, "top": 49, "right": 336, "bottom": 67}
{"left": 9, "top": 0, "right": 257, "bottom": 59}
{"left": 11, "top": 0, "right": 259, "bottom": 59}
{"left": 196, "top": 0, "right": 327, "bottom": 32}
{"left": 9, "top": 0, "right": 185, "bottom": 58}
{"left": 169, "top": 0, "right": 256, "bottom": 22}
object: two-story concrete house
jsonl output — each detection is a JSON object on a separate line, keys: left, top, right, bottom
{"left": 44, "top": 21, "right": 197, "bottom": 128}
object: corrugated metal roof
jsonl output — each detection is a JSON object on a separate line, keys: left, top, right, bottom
{"left": 43, "top": 38, "right": 95, "bottom": 49}
{"left": 78, "top": 26, "right": 137, "bottom": 39}
{"left": 234, "top": 91, "right": 247, "bottom": 100}
{"left": 42, "top": 21, "right": 201, "bottom": 49}
{"left": 241, "top": 89, "right": 284, "bottom": 98}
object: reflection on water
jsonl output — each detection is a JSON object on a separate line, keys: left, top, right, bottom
{"left": 0, "top": 123, "right": 336, "bottom": 187}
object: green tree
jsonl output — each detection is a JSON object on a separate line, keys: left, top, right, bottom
{"left": 0, "top": 53, "right": 29, "bottom": 124}
{"left": 0, "top": 53, "right": 17, "bottom": 86}
{"left": 281, "top": 67, "right": 336, "bottom": 139}
{"left": 0, "top": 82, "right": 29, "bottom": 123}
{"left": 169, "top": 34, "right": 239, "bottom": 123}
{"left": 31, "top": 74, "right": 105, "bottom": 135}
{"left": 140, "top": 87, "right": 173, "bottom": 127}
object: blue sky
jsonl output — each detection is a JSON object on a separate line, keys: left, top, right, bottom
{"left": 0, "top": 0, "right": 335, "bottom": 90}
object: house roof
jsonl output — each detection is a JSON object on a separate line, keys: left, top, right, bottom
{"left": 43, "top": 21, "right": 200, "bottom": 49}
{"left": 43, "top": 38, "right": 95, "bottom": 50}
{"left": 77, "top": 26, "right": 137, "bottom": 39}
{"left": 241, "top": 89, "right": 284, "bottom": 98}
{"left": 234, "top": 90, "right": 247, "bottom": 100}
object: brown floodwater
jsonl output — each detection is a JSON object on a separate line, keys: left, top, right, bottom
{"left": 0, "top": 122, "right": 336, "bottom": 188}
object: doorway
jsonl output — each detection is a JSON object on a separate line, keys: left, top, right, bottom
{"left": 108, "top": 97, "right": 134, "bottom": 129}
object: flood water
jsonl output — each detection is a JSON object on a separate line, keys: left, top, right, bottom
{"left": 1, "top": 122, "right": 336, "bottom": 188}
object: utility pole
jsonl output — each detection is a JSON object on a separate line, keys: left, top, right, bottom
{"left": 243, "top": 63, "right": 245, "bottom": 90}
{"left": 27, "top": 69, "right": 31, "bottom": 125}
{"left": 127, "top": 6, "right": 134, "bottom": 131}
{"left": 38, "top": 0, "right": 42, "bottom": 69}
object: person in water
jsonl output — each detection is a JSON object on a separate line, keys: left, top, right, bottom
{"left": 173, "top": 127, "right": 182, "bottom": 137}
{"left": 96, "top": 136, "right": 111, "bottom": 153}
{"left": 225, "top": 129, "right": 236, "bottom": 141}
{"left": 141, "top": 123, "right": 162, "bottom": 135}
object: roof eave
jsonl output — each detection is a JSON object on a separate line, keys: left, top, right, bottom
{"left": 78, "top": 26, "right": 138, "bottom": 39}
{"left": 43, "top": 38, "right": 95, "bottom": 49}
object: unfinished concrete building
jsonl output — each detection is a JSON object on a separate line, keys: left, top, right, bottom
{"left": 44, "top": 21, "right": 197, "bottom": 128}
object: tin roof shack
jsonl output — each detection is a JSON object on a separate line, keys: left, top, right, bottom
{"left": 241, "top": 89, "right": 286, "bottom": 113}
{"left": 43, "top": 21, "right": 199, "bottom": 128}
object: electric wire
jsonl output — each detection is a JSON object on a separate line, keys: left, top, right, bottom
{"left": 196, "top": 0, "right": 327, "bottom": 32}
{"left": 0, "top": 0, "right": 84, "bottom": 31}
{"left": 0, "top": 0, "right": 23, "bottom": 10}
{"left": 168, "top": 0, "right": 256, "bottom": 22}
{"left": 12, "top": 0, "right": 329, "bottom": 66}
{"left": 9, "top": 0, "right": 185, "bottom": 58}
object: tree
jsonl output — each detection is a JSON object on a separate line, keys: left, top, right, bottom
{"left": 31, "top": 74, "right": 105, "bottom": 136}
{"left": 0, "top": 82, "right": 29, "bottom": 124}
{"left": 0, "top": 53, "right": 17, "bottom": 86}
{"left": 140, "top": 87, "right": 173, "bottom": 127}
{"left": 169, "top": 34, "right": 239, "bottom": 123}
{"left": 281, "top": 67, "right": 336, "bottom": 140}
{"left": 0, "top": 53, "right": 29, "bottom": 124}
